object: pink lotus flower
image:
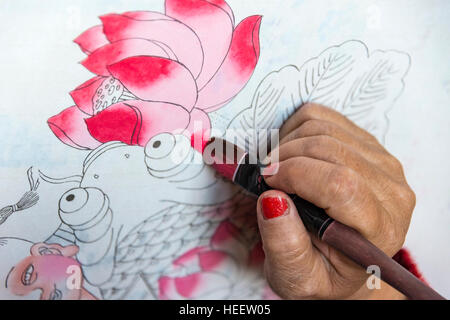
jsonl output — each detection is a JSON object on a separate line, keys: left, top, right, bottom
{"left": 47, "top": 0, "right": 262, "bottom": 150}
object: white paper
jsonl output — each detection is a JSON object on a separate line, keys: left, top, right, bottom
{"left": 1, "top": 0, "right": 449, "bottom": 299}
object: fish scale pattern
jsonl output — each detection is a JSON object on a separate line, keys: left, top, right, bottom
{"left": 100, "top": 191, "right": 260, "bottom": 299}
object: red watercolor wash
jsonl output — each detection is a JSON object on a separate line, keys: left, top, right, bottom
{"left": 174, "top": 273, "right": 200, "bottom": 298}
{"left": 229, "top": 15, "right": 262, "bottom": 74}
{"left": 81, "top": 40, "right": 128, "bottom": 75}
{"left": 70, "top": 76, "right": 105, "bottom": 114}
{"left": 261, "top": 197, "right": 288, "bottom": 219}
{"left": 100, "top": 14, "right": 130, "bottom": 39}
{"left": 199, "top": 250, "right": 226, "bottom": 271}
{"left": 209, "top": 0, "right": 227, "bottom": 6}
{"left": 168, "top": 0, "right": 215, "bottom": 15}
{"left": 47, "top": 106, "right": 86, "bottom": 143}
{"left": 74, "top": 25, "right": 109, "bottom": 54}
{"left": 249, "top": 241, "right": 265, "bottom": 265}
{"left": 190, "top": 130, "right": 208, "bottom": 153}
{"left": 211, "top": 221, "right": 239, "bottom": 244}
{"left": 211, "top": 162, "right": 238, "bottom": 181}
{"left": 108, "top": 56, "right": 174, "bottom": 88}
{"left": 85, "top": 103, "right": 141, "bottom": 145}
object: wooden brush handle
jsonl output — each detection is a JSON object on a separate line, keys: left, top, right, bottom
{"left": 242, "top": 167, "right": 445, "bottom": 299}
{"left": 321, "top": 221, "right": 446, "bottom": 300}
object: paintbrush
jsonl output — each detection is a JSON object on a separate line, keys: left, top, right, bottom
{"left": 201, "top": 137, "right": 445, "bottom": 300}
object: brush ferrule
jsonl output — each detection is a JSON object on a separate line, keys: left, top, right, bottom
{"left": 233, "top": 156, "right": 334, "bottom": 238}
{"left": 233, "top": 155, "right": 268, "bottom": 195}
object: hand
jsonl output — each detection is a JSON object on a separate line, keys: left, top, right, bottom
{"left": 257, "top": 103, "right": 416, "bottom": 299}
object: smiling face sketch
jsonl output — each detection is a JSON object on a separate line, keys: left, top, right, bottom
{"left": 0, "top": 238, "right": 82, "bottom": 300}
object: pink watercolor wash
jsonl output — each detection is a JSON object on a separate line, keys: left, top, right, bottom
{"left": 47, "top": 0, "right": 262, "bottom": 151}
{"left": 159, "top": 221, "right": 264, "bottom": 299}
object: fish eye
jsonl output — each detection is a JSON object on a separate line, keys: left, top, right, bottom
{"left": 145, "top": 133, "right": 176, "bottom": 160}
{"left": 145, "top": 134, "right": 194, "bottom": 178}
{"left": 58, "top": 187, "right": 108, "bottom": 228}
{"left": 59, "top": 188, "right": 89, "bottom": 214}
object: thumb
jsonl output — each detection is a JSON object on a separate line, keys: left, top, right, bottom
{"left": 256, "top": 190, "right": 318, "bottom": 298}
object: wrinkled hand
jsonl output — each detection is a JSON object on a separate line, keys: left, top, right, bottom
{"left": 257, "top": 103, "right": 415, "bottom": 299}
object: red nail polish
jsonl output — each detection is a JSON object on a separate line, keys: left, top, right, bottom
{"left": 261, "top": 197, "right": 289, "bottom": 219}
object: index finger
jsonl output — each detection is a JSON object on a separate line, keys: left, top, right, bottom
{"left": 280, "top": 103, "right": 381, "bottom": 145}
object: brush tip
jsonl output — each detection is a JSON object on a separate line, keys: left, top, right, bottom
{"left": 190, "top": 130, "right": 209, "bottom": 154}
{"left": 201, "top": 137, "right": 246, "bottom": 181}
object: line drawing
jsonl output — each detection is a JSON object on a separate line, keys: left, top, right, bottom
{"left": 0, "top": 168, "right": 39, "bottom": 226}
{"left": 46, "top": 0, "right": 262, "bottom": 152}
{"left": 0, "top": 1, "right": 411, "bottom": 300}
{"left": 228, "top": 40, "right": 411, "bottom": 154}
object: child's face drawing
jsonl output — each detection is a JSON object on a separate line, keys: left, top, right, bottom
{"left": 5, "top": 243, "right": 81, "bottom": 300}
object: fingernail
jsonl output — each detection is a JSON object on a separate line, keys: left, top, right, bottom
{"left": 260, "top": 163, "right": 279, "bottom": 176}
{"left": 261, "top": 196, "right": 289, "bottom": 219}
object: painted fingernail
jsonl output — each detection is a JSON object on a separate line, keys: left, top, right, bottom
{"left": 261, "top": 196, "right": 289, "bottom": 219}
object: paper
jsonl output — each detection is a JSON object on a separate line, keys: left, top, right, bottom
{"left": 1, "top": 0, "right": 449, "bottom": 299}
